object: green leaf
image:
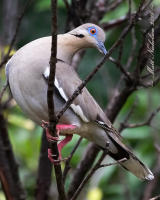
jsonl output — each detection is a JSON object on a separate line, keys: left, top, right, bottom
{"left": 122, "top": 126, "right": 151, "bottom": 139}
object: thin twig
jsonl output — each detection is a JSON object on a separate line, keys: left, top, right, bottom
{"left": 99, "top": 157, "right": 127, "bottom": 168}
{"left": 118, "top": 42, "right": 123, "bottom": 63}
{"left": 70, "top": 150, "right": 126, "bottom": 200}
{"left": 108, "top": 56, "right": 132, "bottom": 83}
{"left": 119, "top": 99, "right": 138, "bottom": 132}
{"left": 1, "top": 95, "right": 12, "bottom": 110}
{"left": 70, "top": 151, "right": 107, "bottom": 200}
{"left": 101, "top": 13, "right": 135, "bottom": 30}
{"left": 63, "top": 137, "right": 83, "bottom": 183}
{"left": 63, "top": 0, "right": 70, "bottom": 11}
{"left": 108, "top": 45, "right": 133, "bottom": 83}
{"left": 128, "top": 0, "right": 132, "bottom": 22}
{"left": 105, "top": 0, "right": 123, "bottom": 13}
{"left": 121, "top": 106, "right": 160, "bottom": 129}
{"left": 67, "top": 143, "right": 100, "bottom": 198}
{"left": 125, "top": 27, "right": 137, "bottom": 70}
{"left": 115, "top": 42, "right": 133, "bottom": 83}
{"left": 0, "top": 82, "right": 9, "bottom": 103}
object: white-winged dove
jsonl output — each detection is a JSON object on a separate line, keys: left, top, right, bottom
{"left": 6, "top": 23, "right": 154, "bottom": 180}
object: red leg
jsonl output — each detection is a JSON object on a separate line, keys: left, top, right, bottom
{"left": 41, "top": 120, "right": 76, "bottom": 142}
{"left": 56, "top": 124, "right": 76, "bottom": 130}
{"left": 41, "top": 120, "right": 77, "bottom": 164}
{"left": 58, "top": 135, "right": 73, "bottom": 160}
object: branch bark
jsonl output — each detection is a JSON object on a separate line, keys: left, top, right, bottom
{"left": 35, "top": 130, "right": 52, "bottom": 200}
{"left": 47, "top": 0, "right": 67, "bottom": 199}
{"left": 0, "top": 109, "right": 26, "bottom": 200}
{"left": 67, "top": 143, "right": 99, "bottom": 198}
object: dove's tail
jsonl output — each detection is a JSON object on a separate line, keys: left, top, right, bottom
{"left": 108, "top": 134, "right": 154, "bottom": 180}
{"left": 109, "top": 151, "right": 154, "bottom": 180}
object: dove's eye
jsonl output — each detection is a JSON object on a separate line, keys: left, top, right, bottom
{"left": 90, "top": 28, "right": 96, "bottom": 35}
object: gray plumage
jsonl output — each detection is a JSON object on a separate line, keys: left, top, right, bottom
{"left": 6, "top": 23, "right": 154, "bottom": 180}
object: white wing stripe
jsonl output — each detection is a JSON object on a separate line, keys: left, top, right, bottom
{"left": 43, "top": 67, "right": 89, "bottom": 122}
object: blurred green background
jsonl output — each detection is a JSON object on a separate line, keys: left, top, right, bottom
{"left": 0, "top": 0, "right": 160, "bottom": 200}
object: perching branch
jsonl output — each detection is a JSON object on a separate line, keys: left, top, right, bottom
{"left": 47, "top": 0, "right": 67, "bottom": 200}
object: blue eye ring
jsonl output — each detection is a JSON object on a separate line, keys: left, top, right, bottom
{"left": 88, "top": 27, "right": 97, "bottom": 36}
{"left": 90, "top": 28, "right": 96, "bottom": 34}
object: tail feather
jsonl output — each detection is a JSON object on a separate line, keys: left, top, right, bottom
{"left": 109, "top": 148, "right": 154, "bottom": 180}
{"left": 96, "top": 121, "right": 154, "bottom": 180}
{"left": 105, "top": 127, "right": 154, "bottom": 180}
{"left": 120, "top": 156, "right": 154, "bottom": 180}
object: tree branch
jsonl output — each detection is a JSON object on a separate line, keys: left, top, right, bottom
{"left": 35, "top": 130, "right": 52, "bottom": 200}
{"left": 0, "top": 108, "right": 26, "bottom": 200}
{"left": 70, "top": 151, "right": 107, "bottom": 200}
{"left": 70, "top": 149, "right": 127, "bottom": 200}
{"left": 67, "top": 143, "right": 99, "bottom": 198}
{"left": 47, "top": 0, "right": 67, "bottom": 199}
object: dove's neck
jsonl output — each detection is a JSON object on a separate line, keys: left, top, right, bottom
{"left": 57, "top": 33, "right": 88, "bottom": 65}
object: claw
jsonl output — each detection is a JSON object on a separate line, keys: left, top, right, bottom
{"left": 41, "top": 120, "right": 60, "bottom": 142}
{"left": 48, "top": 149, "right": 68, "bottom": 165}
{"left": 41, "top": 120, "right": 48, "bottom": 128}
{"left": 48, "top": 149, "right": 61, "bottom": 165}
{"left": 41, "top": 120, "right": 77, "bottom": 164}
